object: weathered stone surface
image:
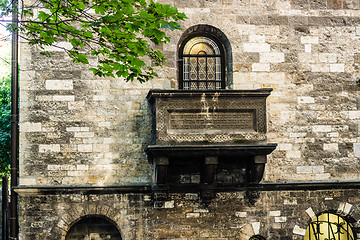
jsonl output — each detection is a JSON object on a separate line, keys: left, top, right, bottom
{"left": 17, "top": 190, "right": 360, "bottom": 239}
{"left": 18, "top": 0, "right": 360, "bottom": 239}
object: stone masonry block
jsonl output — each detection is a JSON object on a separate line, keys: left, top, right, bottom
{"left": 312, "top": 166, "right": 324, "bottom": 173}
{"left": 98, "top": 122, "right": 111, "bottom": 127}
{"left": 315, "top": 173, "right": 331, "bottom": 180}
{"left": 235, "top": 212, "right": 247, "bottom": 217}
{"left": 293, "top": 225, "right": 306, "bottom": 236}
{"left": 297, "top": 166, "right": 312, "bottom": 174}
{"left": 311, "top": 64, "right": 330, "bottom": 72}
{"left": 19, "top": 177, "right": 37, "bottom": 185}
{"left": 306, "top": 207, "right": 316, "bottom": 219}
{"left": 47, "top": 165, "right": 61, "bottom": 170}
{"left": 39, "top": 144, "right": 61, "bottom": 153}
{"left": 93, "top": 144, "right": 110, "bottom": 152}
{"left": 312, "top": 125, "right": 332, "bottom": 132}
{"left": 77, "top": 165, "right": 89, "bottom": 171}
{"left": 297, "top": 96, "right": 315, "bottom": 104}
{"left": 275, "top": 217, "right": 287, "bottom": 223}
{"left": 243, "top": 43, "right": 270, "bottom": 52}
{"left": 74, "top": 132, "right": 95, "bottom": 138}
{"left": 349, "top": 111, "right": 360, "bottom": 119}
{"left": 297, "top": 166, "right": 324, "bottom": 174}
{"left": 78, "top": 144, "right": 93, "bottom": 152}
{"left": 252, "top": 63, "right": 270, "bottom": 72}
{"left": 343, "top": 0, "right": 360, "bottom": 9}
{"left": 248, "top": 34, "right": 266, "bottom": 43}
{"left": 286, "top": 150, "right": 301, "bottom": 158}
{"left": 259, "top": 52, "right": 285, "bottom": 63}
{"left": 93, "top": 95, "right": 107, "bottom": 101}
{"left": 66, "top": 127, "right": 90, "bottom": 132}
{"left": 45, "top": 80, "right": 73, "bottom": 90}
{"left": 53, "top": 95, "right": 75, "bottom": 101}
{"left": 323, "top": 143, "right": 338, "bottom": 151}
{"left": 251, "top": 222, "right": 260, "bottom": 235}
{"left": 103, "top": 138, "right": 115, "bottom": 144}
{"left": 353, "top": 143, "right": 360, "bottom": 157}
{"left": 330, "top": 64, "right": 344, "bottom": 72}
{"left": 298, "top": 53, "right": 317, "bottom": 63}
{"left": 67, "top": 171, "right": 83, "bottom": 177}
{"left": 68, "top": 101, "right": 85, "bottom": 110}
{"left": 194, "top": 209, "right": 209, "bottom": 213}
{"left": 186, "top": 213, "right": 200, "bottom": 218}
{"left": 301, "top": 36, "right": 319, "bottom": 44}
{"left": 21, "top": 122, "right": 42, "bottom": 132}
{"left": 319, "top": 53, "right": 337, "bottom": 63}
{"left": 269, "top": 210, "right": 281, "bottom": 216}
{"left": 163, "top": 201, "right": 175, "bottom": 208}
{"left": 256, "top": 26, "right": 280, "bottom": 35}
{"left": 279, "top": 143, "right": 292, "bottom": 151}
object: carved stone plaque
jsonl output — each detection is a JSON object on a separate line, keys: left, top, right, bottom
{"left": 147, "top": 89, "right": 272, "bottom": 144}
{"left": 168, "top": 110, "right": 255, "bottom": 131}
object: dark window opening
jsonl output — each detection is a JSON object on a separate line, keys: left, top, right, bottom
{"left": 65, "top": 216, "right": 122, "bottom": 240}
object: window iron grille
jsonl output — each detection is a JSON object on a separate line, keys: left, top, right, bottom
{"left": 305, "top": 213, "right": 355, "bottom": 240}
{"left": 180, "top": 36, "right": 225, "bottom": 90}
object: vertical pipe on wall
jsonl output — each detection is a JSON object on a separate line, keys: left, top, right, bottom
{"left": 2, "top": 177, "right": 9, "bottom": 240}
{"left": 10, "top": 0, "right": 19, "bottom": 238}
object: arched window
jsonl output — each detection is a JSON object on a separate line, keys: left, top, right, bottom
{"left": 65, "top": 215, "right": 122, "bottom": 240}
{"left": 304, "top": 213, "right": 355, "bottom": 240}
{"left": 178, "top": 25, "right": 231, "bottom": 90}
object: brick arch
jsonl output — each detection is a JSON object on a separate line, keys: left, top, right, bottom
{"left": 51, "top": 204, "right": 126, "bottom": 240}
{"left": 292, "top": 200, "right": 360, "bottom": 238}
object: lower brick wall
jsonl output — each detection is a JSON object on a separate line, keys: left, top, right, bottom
{"left": 18, "top": 189, "right": 360, "bottom": 240}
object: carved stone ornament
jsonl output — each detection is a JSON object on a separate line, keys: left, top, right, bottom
{"left": 145, "top": 89, "right": 277, "bottom": 203}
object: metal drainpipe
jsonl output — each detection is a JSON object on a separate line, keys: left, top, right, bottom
{"left": 10, "top": 0, "right": 19, "bottom": 238}
{"left": 2, "top": 177, "right": 9, "bottom": 240}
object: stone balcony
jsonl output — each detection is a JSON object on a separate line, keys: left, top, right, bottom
{"left": 145, "top": 89, "right": 277, "bottom": 203}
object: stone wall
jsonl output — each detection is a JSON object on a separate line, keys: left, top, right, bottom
{"left": 18, "top": 189, "right": 360, "bottom": 239}
{"left": 18, "top": 0, "right": 360, "bottom": 239}
{"left": 19, "top": 0, "right": 360, "bottom": 186}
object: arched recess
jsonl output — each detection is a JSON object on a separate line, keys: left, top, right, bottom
{"left": 292, "top": 201, "right": 360, "bottom": 240}
{"left": 304, "top": 212, "right": 355, "bottom": 240}
{"left": 65, "top": 215, "right": 122, "bottom": 240}
{"left": 177, "top": 24, "right": 233, "bottom": 89}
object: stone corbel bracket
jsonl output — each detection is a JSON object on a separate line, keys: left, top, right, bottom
{"left": 146, "top": 144, "right": 277, "bottom": 203}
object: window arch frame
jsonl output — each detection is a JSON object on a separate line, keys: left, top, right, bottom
{"left": 177, "top": 25, "right": 232, "bottom": 90}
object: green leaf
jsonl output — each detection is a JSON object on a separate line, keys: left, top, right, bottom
{"left": 7, "top": 0, "right": 186, "bottom": 82}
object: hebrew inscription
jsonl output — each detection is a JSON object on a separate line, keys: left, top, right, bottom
{"left": 169, "top": 110, "right": 255, "bottom": 131}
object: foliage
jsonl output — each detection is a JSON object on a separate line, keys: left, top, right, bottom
{"left": 2, "top": 0, "right": 186, "bottom": 82}
{"left": 0, "top": 36, "right": 11, "bottom": 178}
{"left": 0, "top": 74, "right": 10, "bottom": 177}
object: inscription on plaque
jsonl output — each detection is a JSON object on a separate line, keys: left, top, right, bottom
{"left": 168, "top": 110, "right": 255, "bottom": 131}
